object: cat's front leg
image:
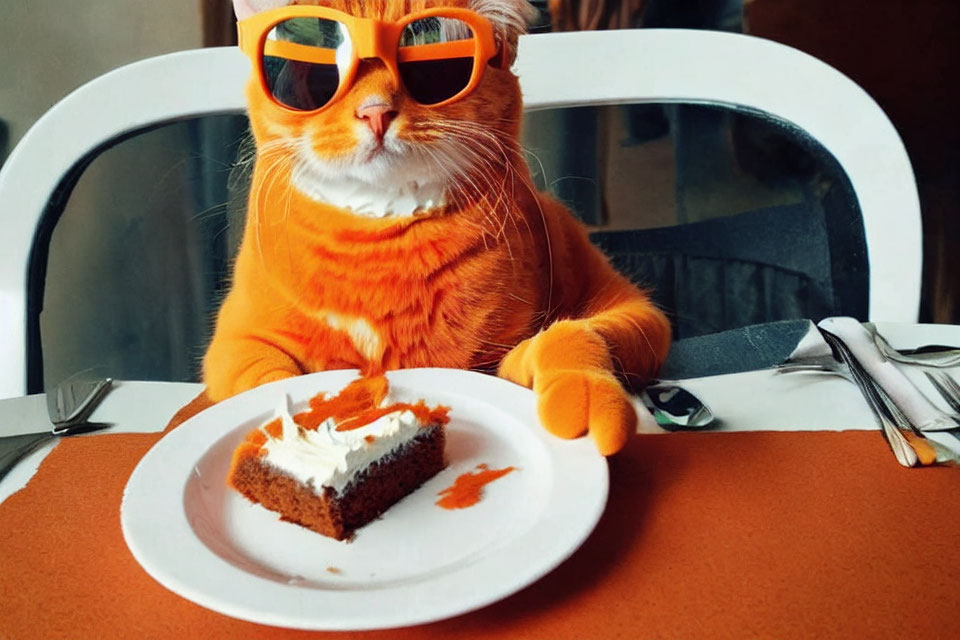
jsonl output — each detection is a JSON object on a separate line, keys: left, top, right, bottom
{"left": 203, "top": 287, "right": 307, "bottom": 401}
{"left": 498, "top": 319, "right": 646, "bottom": 455}
{"left": 203, "top": 333, "right": 304, "bottom": 402}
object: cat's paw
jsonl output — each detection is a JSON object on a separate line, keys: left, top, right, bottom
{"left": 498, "top": 319, "right": 611, "bottom": 386}
{"left": 536, "top": 369, "right": 636, "bottom": 455}
{"left": 498, "top": 320, "right": 636, "bottom": 455}
{"left": 497, "top": 335, "right": 537, "bottom": 388}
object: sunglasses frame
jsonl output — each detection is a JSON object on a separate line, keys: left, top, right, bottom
{"left": 237, "top": 5, "right": 500, "bottom": 114}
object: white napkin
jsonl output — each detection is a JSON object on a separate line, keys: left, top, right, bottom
{"left": 818, "top": 317, "right": 960, "bottom": 432}
{"left": 787, "top": 320, "right": 834, "bottom": 361}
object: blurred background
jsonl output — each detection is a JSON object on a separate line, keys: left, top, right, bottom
{"left": 0, "top": 0, "right": 956, "bottom": 391}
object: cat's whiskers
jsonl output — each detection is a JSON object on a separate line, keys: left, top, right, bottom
{"left": 466, "top": 145, "right": 551, "bottom": 308}
{"left": 231, "top": 134, "right": 261, "bottom": 175}
{"left": 506, "top": 291, "right": 534, "bottom": 307}
{"left": 437, "top": 122, "right": 534, "bottom": 242}
{"left": 419, "top": 144, "right": 489, "bottom": 239}
{"left": 249, "top": 143, "right": 296, "bottom": 268}
{"left": 415, "top": 146, "right": 497, "bottom": 249}
{"left": 261, "top": 156, "right": 294, "bottom": 224}
{"left": 434, "top": 128, "right": 517, "bottom": 238}
{"left": 185, "top": 201, "right": 231, "bottom": 224}
{"left": 431, "top": 140, "right": 506, "bottom": 241}
{"left": 431, "top": 135, "right": 503, "bottom": 206}
{"left": 279, "top": 158, "right": 297, "bottom": 264}
{"left": 447, "top": 180, "right": 499, "bottom": 248}
{"left": 431, "top": 120, "right": 552, "bottom": 296}
{"left": 609, "top": 353, "right": 631, "bottom": 382}
{"left": 501, "top": 161, "right": 530, "bottom": 247}
{"left": 410, "top": 143, "right": 495, "bottom": 247}
{"left": 624, "top": 315, "right": 658, "bottom": 364}
{"left": 521, "top": 172, "right": 553, "bottom": 322}
{"left": 430, "top": 120, "right": 508, "bottom": 164}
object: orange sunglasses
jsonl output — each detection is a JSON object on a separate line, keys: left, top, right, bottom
{"left": 236, "top": 5, "right": 500, "bottom": 113}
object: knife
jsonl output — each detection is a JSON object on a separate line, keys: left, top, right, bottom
{"left": 0, "top": 378, "right": 114, "bottom": 436}
{"left": 0, "top": 379, "right": 115, "bottom": 481}
{"left": 46, "top": 377, "right": 114, "bottom": 431}
{"left": 0, "top": 379, "right": 204, "bottom": 489}
{"left": 0, "top": 379, "right": 205, "bottom": 439}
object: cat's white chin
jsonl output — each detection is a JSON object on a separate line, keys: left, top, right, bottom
{"left": 292, "top": 138, "right": 448, "bottom": 219}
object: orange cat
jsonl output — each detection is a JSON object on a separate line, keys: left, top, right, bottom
{"left": 204, "top": 0, "right": 671, "bottom": 454}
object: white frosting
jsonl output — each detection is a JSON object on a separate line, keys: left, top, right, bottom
{"left": 260, "top": 394, "right": 425, "bottom": 495}
{"left": 290, "top": 131, "right": 451, "bottom": 219}
{"left": 291, "top": 160, "right": 447, "bottom": 218}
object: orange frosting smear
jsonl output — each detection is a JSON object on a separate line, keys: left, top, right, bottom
{"left": 227, "top": 374, "right": 450, "bottom": 490}
{"left": 293, "top": 375, "right": 389, "bottom": 429}
{"left": 292, "top": 374, "right": 450, "bottom": 432}
{"left": 246, "top": 430, "right": 267, "bottom": 447}
{"left": 336, "top": 401, "right": 450, "bottom": 431}
{"left": 436, "top": 464, "right": 516, "bottom": 510}
{"left": 262, "top": 417, "right": 283, "bottom": 438}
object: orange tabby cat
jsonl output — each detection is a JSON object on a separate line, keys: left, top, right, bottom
{"left": 204, "top": 0, "right": 671, "bottom": 455}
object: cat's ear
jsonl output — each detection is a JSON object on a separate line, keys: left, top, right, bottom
{"left": 470, "top": 0, "right": 536, "bottom": 68}
{"left": 233, "top": 0, "right": 293, "bottom": 21}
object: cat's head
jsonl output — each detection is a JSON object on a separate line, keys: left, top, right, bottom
{"left": 234, "top": 0, "right": 535, "bottom": 218}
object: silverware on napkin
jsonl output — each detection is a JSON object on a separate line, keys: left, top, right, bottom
{"left": 863, "top": 322, "right": 960, "bottom": 368}
{"left": 778, "top": 318, "right": 960, "bottom": 466}
{"left": 814, "top": 329, "right": 922, "bottom": 466}
{"left": 818, "top": 317, "right": 960, "bottom": 433}
{"left": 925, "top": 371, "right": 960, "bottom": 415}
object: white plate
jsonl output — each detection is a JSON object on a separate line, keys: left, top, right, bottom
{"left": 121, "top": 368, "right": 608, "bottom": 630}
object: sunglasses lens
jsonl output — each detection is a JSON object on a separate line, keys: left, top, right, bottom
{"left": 398, "top": 17, "right": 477, "bottom": 105}
{"left": 261, "top": 17, "right": 352, "bottom": 111}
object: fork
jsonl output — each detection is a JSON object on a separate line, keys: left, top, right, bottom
{"left": 864, "top": 323, "right": 960, "bottom": 369}
{"left": 816, "top": 330, "right": 923, "bottom": 467}
{"left": 783, "top": 332, "right": 960, "bottom": 466}
{"left": 921, "top": 370, "right": 960, "bottom": 449}
{"left": 924, "top": 371, "right": 960, "bottom": 416}
{"left": 783, "top": 330, "right": 955, "bottom": 466}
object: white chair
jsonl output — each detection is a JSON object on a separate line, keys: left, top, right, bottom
{"left": 0, "top": 29, "right": 922, "bottom": 398}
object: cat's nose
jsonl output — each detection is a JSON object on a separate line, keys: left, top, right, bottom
{"left": 356, "top": 103, "right": 398, "bottom": 141}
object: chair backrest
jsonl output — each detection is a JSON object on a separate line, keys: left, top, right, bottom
{"left": 516, "top": 29, "right": 920, "bottom": 324}
{"left": 0, "top": 29, "right": 921, "bottom": 398}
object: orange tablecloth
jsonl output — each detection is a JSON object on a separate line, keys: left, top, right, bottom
{"left": 1, "top": 393, "right": 959, "bottom": 639}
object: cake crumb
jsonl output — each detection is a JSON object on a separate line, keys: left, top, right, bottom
{"left": 326, "top": 567, "right": 342, "bottom": 575}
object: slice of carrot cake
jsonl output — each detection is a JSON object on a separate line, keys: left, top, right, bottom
{"left": 228, "top": 374, "right": 449, "bottom": 540}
